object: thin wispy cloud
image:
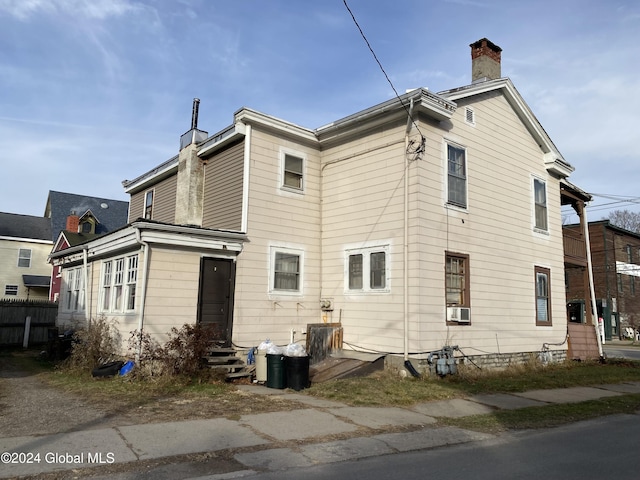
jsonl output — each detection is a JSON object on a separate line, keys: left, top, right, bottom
{"left": 0, "top": 0, "right": 637, "bottom": 219}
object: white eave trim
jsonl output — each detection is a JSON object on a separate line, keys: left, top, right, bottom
{"left": 197, "top": 123, "right": 247, "bottom": 158}
{"left": 440, "top": 78, "right": 575, "bottom": 178}
{"left": 123, "top": 157, "right": 178, "bottom": 195}
{"left": 234, "top": 108, "right": 318, "bottom": 146}
{"left": 50, "top": 222, "right": 246, "bottom": 266}
{"left": 0, "top": 236, "right": 53, "bottom": 245}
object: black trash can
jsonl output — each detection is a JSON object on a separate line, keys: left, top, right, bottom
{"left": 266, "top": 354, "right": 286, "bottom": 389}
{"left": 285, "top": 355, "right": 310, "bottom": 391}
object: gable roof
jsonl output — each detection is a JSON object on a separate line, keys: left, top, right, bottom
{"left": 44, "top": 191, "right": 129, "bottom": 241}
{"left": 52, "top": 230, "right": 102, "bottom": 254}
{"left": 438, "top": 77, "right": 574, "bottom": 178}
{"left": 0, "top": 212, "right": 52, "bottom": 242}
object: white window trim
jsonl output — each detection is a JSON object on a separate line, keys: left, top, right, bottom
{"left": 344, "top": 244, "right": 390, "bottom": 294}
{"left": 444, "top": 141, "right": 468, "bottom": 211}
{"left": 269, "top": 246, "right": 304, "bottom": 295}
{"left": 279, "top": 147, "right": 306, "bottom": 195}
{"left": 18, "top": 248, "right": 32, "bottom": 268}
{"left": 62, "top": 266, "right": 85, "bottom": 313}
{"left": 99, "top": 254, "right": 139, "bottom": 313}
{"left": 143, "top": 189, "right": 154, "bottom": 219}
{"left": 531, "top": 174, "right": 549, "bottom": 235}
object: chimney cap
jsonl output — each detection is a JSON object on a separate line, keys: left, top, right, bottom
{"left": 470, "top": 38, "right": 502, "bottom": 53}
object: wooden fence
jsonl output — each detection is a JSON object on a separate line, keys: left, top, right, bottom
{"left": 0, "top": 299, "right": 58, "bottom": 347}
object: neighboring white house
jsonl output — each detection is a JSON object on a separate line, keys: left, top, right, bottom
{"left": 51, "top": 39, "right": 584, "bottom": 369}
{"left": 0, "top": 212, "right": 52, "bottom": 301}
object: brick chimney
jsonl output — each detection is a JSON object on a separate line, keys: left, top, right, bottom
{"left": 470, "top": 38, "right": 502, "bottom": 82}
{"left": 66, "top": 212, "right": 80, "bottom": 232}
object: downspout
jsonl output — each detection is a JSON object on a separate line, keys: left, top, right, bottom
{"left": 83, "top": 246, "right": 90, "bottom": 327}
{"left": 135, "top": 227, "right": 151, "bottom": 362}
{"left": 403, "top": 99, "right": 414, "bottom": 363}
{"left": 583, "top": 207, "right": 604, "bottom": 358}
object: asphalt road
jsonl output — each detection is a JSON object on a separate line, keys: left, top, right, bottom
{"left": 244, "top": 414, "right": 640, "bottom": 480}
{"left": 604, "top": 343, "right": 640, "bottom": 361}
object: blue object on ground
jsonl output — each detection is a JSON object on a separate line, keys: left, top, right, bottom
{"left": 119, "top": 360, "right": 135, "bottom": 376}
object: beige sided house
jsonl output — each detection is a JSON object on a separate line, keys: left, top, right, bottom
{"left": 51, "top": 39, "right": 587, "bottom": 369}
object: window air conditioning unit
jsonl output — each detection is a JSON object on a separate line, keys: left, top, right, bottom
{"left": 447, "top": 307, "right": 471, "bottom": 323}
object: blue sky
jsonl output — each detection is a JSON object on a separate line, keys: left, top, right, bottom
{"left": 1, "top": 0, "right": 639, "bottom": 222}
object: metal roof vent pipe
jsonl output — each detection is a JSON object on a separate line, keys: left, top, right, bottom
{"left": 180, "top": 98, "right": 209, "bottom": 150}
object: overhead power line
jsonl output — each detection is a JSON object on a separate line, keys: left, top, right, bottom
{"left": 342, "top": 0, "right": 424, "bottom": 140}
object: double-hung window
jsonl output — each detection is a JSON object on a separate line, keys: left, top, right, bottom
{"left": 18, "top": 249, "right": 31, "bottom": 268}
{"left": 446, "top": 252, "right": 469, "bottom": 307}
{"left": 447, "top": 145, "right": 467, "bottom": 208}
{"left": 144, "top": 190, "right": 154, "bottom": 219}
{"left": 533, "top": 177, "right": 548, "bottom": 232}
{"left": 535, "top": 266, "right": 552, "bottom": 325}
{"left": 281, "top": 151, "right": 305, "bottom": 192}
{"left": 346, "top": 246, "right": 389, "bottom": 293}
{"left": 64, "top": 267, "right": 84, "bottom": 312}
{"left": 101, "top": 255, "right": 139, "bottom": 312}
{"left": 270, "top": 247, "right": 303, "bottom": 294}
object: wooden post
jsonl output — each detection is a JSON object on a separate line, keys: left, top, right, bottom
{"left": 23, "top": 316, "right": 31, "bottom": 348}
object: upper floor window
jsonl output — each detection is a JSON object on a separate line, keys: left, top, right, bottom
{"left": 626, "top": 245, "right": 633, "bottom": 263}
{"left": 281, "top": 151, "right": 304, "bottom": 192}
{"left": 533, "top": 177, "right": 548, "bottom": 232}
{"left": 535, "top": 266, "right": 552, "bottom": 325}
{"left": 346, "top": 245, "right": 389, "bottom": 293}
{"left": 144, "top": 190, "right": 154, "bottom": 219}
{"left": 270, "top": 247, "right": 303, "bottom": 294}
{"left": 18, "top": 249, "right": 31, "bottom": 268}
{"left": 447, "top": 144, "right": 467, "bottom": 208}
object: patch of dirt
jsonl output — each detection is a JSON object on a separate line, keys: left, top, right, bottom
{"left": 0, "top": 351, "right": 300, "bottom": 438}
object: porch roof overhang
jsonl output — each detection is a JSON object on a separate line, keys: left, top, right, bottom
{"left": 49, "top": 221, "right": 247, "bottom": 267}
{"left": 22, "top": 275, "right": 51, "bottom": 288}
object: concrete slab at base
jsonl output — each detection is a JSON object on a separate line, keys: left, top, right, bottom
{"left": 328, "top": 406, "right": 436, "bottom": 429}
{"left": 117, "top": 418, "right": 268, "bottom": 460}
{"left": 513, "top": 386, "right": 621, "bottom": 404}
{"left": 300, "top": 437, "right": 393, "bottom": 464}
{"left": 597, "top": 382, "right": 640, "bottom": 394}
{"left": 374, "top": 426, "right": 495, "bottom": 452}
{"left": 0, "top": 429, "right": 136, "bottom": 478}
{"left": 411, "top": 398, "right": 495, "bottom": 418}
{"left": 470, "top": 393, "right": 548, "bottom": 410}
{"left": 239, "top": 409, "right": 357, "bottom": 441}
{"left": 234, "top": 448, "right": 314, "bottom": 471}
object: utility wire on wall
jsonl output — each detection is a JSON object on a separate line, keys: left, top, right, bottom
{"left": 342, "top": 0, "right": 426, "bottom": 154}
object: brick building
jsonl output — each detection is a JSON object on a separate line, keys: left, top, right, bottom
{"left": 565, "top": 220, "right": 640, "bottom": 340}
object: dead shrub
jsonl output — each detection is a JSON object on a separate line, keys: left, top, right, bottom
{"left": 128, "top": 323, "right": 221, "bottom": 380}
{"left": 62, "top": 317, "right": 121, "bottom": 372}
